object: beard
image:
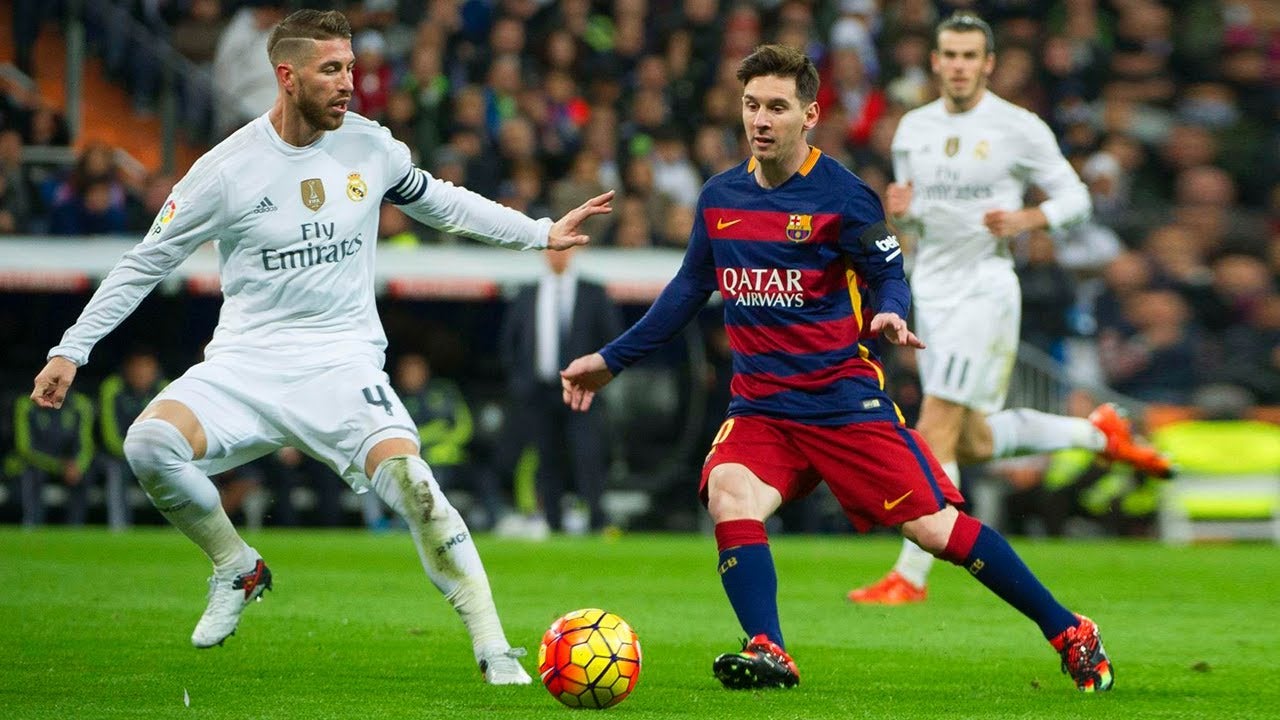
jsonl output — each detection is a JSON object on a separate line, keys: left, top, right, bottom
{"left": 297, "top": 85, "right": 345, "bottom": 132}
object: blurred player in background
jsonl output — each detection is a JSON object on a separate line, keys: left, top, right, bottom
{"left": 561, "top": 44, "right": 1113, "bottom": 693}
{"left": 848, "top": 13, "right": 1172, "bottom": 606}
{"left": 30, "top": 9, "right": 611, "bottom": 684}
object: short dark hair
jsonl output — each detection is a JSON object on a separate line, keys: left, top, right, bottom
{"left": 736, "top": 44, "right": 820, "bottom": 104}
{"left": 267, "top": 10, "right": 352, "bottom": 65}
{"left": 936, "top": 12, "right": 995, "bottom": 55}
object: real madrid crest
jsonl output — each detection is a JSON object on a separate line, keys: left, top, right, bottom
{"left": 347, "top": 172, "right": 368, "bottom": 202}
{"left": 944, "top": 136, "right": 960, "bottom": 157}
{"left": 301, "top": 178, "right": 325, "bottom": 211}
{"left": 785, "top": 213, "right": 812, "bottom": 243}
{"left": 974, "top": 140, "right": 990, "bottom": 159}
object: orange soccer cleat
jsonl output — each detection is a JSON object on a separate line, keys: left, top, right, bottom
{"left": 846, "top": 570, "right": 927, "bottom": 605}
{"left": 1088, "top": 403, "right": 1174, "bottom": 478}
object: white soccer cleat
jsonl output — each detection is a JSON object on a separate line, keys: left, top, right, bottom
{"left": 191, "top": 551, "right": 272, "bottom": 649}
{"left": 479, "top": 646, "right": 533, "bottom": 685}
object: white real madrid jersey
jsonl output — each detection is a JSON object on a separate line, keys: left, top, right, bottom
{"left": 50, "top": 112, "right": 552, "bottom": 368}
{"left": 891, "top": 92, "right": 1090, "bottom": 303}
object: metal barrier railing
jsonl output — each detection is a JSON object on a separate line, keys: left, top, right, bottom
{"left": 1007, "top": 340, "right": 1144, "bottom": 417}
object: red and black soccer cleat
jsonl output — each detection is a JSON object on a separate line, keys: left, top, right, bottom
{"left": 713, "top": 634, "right": 800, "bottom": 689}
{"left": 1051, "top": 614, "right": 1115, "bottom": 692}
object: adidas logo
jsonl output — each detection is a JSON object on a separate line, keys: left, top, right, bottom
{"left": 251, "top": 197, "right": 278, "bottom": 214}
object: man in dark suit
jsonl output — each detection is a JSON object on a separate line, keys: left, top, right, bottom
{"left": 501, "top": 246, "right": 623, "bottom": 532}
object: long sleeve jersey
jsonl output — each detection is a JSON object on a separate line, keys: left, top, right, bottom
{"left": 602, "top": 148, "right": 910, "bottom": 425}
{"left": 50, "top": 112, "right": 552, "bottom": 370}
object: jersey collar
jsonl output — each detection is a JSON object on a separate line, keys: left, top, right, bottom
{"left": 746, "top": 146, "right": 823, "bottom": 177}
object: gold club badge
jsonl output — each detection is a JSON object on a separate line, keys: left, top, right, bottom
{"left": 301, "top": 178, "right": 325, "bottom": 211}
{"left": 785, "top": 213, "right": 812, "bottom": 243}
{"left": 944, "top": 136, "right": 960, "bottom": 157}
{"left": 974, "top": 140, "right": 990, "bottom": 159}
{"left": 346, "top": 172, "right": 368, "bottom": 202}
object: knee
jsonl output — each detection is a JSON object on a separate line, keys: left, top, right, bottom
{"left": 901, "top": 505, "right": 959, "bottom": 555}
{"left": 123, "top": 419, "right": 193, "bottom": 481}
{"left": 705, "top": 464, "right": 772, "bottom": 523}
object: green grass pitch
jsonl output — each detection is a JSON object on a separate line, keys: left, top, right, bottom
{"left": 2, "top": 528, "right": 1277, "bottom": 719}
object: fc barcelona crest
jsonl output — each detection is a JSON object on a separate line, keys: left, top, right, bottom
{"left": 346, "top": 172, "right": 368, "bottom": 202}
{"left": 301, "top": 178, "right": 325, "bottom": 211}
{"left": 944, "top": 136, "right": 960, "bottom": 157}
{"left": 785, "top": 213, "right": 812, "bottom": 243}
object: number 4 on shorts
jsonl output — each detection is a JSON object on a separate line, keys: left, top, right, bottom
{"left": 362, "top": 385, "right": 393, "bottom": 416}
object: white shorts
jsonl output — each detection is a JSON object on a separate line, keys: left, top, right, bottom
{"left": 914, "top": 282, "right": 1021, "bottom": 415}
{"left": 153, "top": 354, "right": 418, "bottom": 489}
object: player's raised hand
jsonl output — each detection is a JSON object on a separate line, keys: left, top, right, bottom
{"left": 547, "top": 190, "right": 615, "bottom": 250}
{"left": 870, "top": 312, "right": 925, "bottom": 349}
{"left": 885, "top": 182, "right": 913, "bottom": 218}
{"left": 561, "top": 352, "right": 615, "bottom": 412}
{"left": 31, "top": 356, "right": 78, "bottom": 409}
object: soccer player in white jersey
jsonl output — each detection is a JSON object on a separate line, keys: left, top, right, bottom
{"left": 29, "top": 10, "right": 612, "bottom": 683}
{"left": 848, "top": 13, "right": 1172, "bottom": 605}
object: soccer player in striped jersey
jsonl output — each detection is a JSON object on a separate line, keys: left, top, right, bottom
{"left": 561, "top": 43, "right": 1113, "bottom": 692}
{"left": 30, "top": 9, "right": 611, "bottom": 683}
{"left": 848, "top": 12, "right": 1171, "bottom": 609}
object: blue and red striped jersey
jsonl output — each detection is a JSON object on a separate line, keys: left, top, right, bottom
{"left": 601, "top": 148, "right": 911, "bottom": 425}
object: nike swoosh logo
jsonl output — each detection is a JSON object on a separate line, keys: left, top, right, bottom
{"left": 883, "top": 490, "right": 913, "bottom": 510}
{"left": 716, "top": 218, "right": 743, "bottom": 230}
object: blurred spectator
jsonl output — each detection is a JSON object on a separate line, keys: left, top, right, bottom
{"left": 171, "top": 0, "right": 227, "bottom": 137}
{"left": 1099, "top": 289, "right": 1203, "bottom": 403}
{"left": 1219, "top": 292, "right": 1280, "bottom": 404}
{"left": 8, "top": 391, "right": 95, "bottom": 526}
{"left": 605, "top": 195, "right": 656, "bottom": 248}
{"left": 817, "top": 47, "right": 885, "bottom": 147}
{"left": 212, "top": 0, "right": 286, "bottom": 138}
{"left": 48, "top": 144, "right": 131, "bottom": 236}
{"left": 1142, "top": 224, "right": 1228, "bottom": 329}
{"left": 378, "top": 203, "right": 423, "bottom": 247}
{"left": 1017, "top": 231, "right": 1076, "bottom": 356}
{"left": 650, "top": 127, "right": 702, "bottom": 207}
{"left": 94, "top": 349, "right": 167, "bottom": 529}
{"left": 692, "top": 125, "right": 738, "bottom": 179}
{"left": 496, "top": 115, "right": 541, "bottom": 180}
{"left": 401, "top": 43, "right": 450, "bottom": 164}
{"left": 172, "top": 0, "right": 226, "bottom": 66}
{"left": 551, "top": 150, "right": 612, "bottom": 242}
{"left": 352, "top": 29, "right": 392, "bottom": 122}
{"left": 127, "top": 173, "right": 177, "bottom": 233}
{"left": 0, "top": 129, "right": 30, "bottom": 233}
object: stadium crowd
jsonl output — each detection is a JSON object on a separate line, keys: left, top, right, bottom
{"left": 0, "top": 0, "right": 1276, "bottom": 531}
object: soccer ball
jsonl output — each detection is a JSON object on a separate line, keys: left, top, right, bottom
{"left": 538, "top": 608, "right": 642, "bottom": 709}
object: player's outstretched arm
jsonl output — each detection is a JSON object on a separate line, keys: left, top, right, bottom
{"left": 560, "top": 353, "right": 614, "bottom": 412}
{"left": 547, "top": 191, "right": 615, "bottom": 250}
{"left": 870, "top": 312, "right": 926, "bottom": 349}
{"left": 31, "top": 356, "right": 78, "bottom": 409}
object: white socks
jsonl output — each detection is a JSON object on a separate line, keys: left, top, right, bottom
{"left": 892, "top": 460, "right": 960, "bottom": 588}
{"left": 370, "top": 454, "right": 509, "bottom": 659}
{"left": 986, "top": 408, "right": 1106, "bottom": 459}
{"left": 124, "top": 419, "right": 250, "bottom": 569}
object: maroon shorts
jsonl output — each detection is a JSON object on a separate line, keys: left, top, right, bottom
{"left": 699, "top": 415, "right": 965, "bottom": 532}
